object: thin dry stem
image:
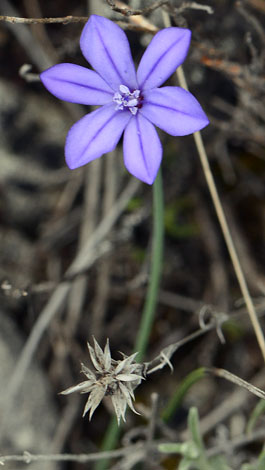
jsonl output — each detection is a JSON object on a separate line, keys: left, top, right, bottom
{"left": 206, "top": 367, "right": 265, "bottom": 400}
{"left": 176, "top": 2, "right": 213, "bottom": 15}
{"left": 146, "top": 323, "right": 215, "bottom": 375}
{"left": 66, "top": 160, "right": 102, "bottom": 334}
{"left": 91, "top": 154, "right": 117, "bottom": 339}
{"left": 162, "top": 10, "right": 265, "bottom": 363}
{"left": 0, "top": 1, "right": 168, "bottom": 24}
{"left": 180, "top": 368, "right": 265, "bottom": 439}
{"left": 207, "top": 426, "right": 265, "bottom": 458}
{"left": 183, "top": 83, "right": 265, "bottom": 363}
{"left": 146, "top": 298, "right": 265, "bottom": 375}
{"left": 0, "top": 14, "right": 89, "bottom": 24}
{"left": 190, "top": 122, "right": 265, "bottom": 362}
{"left": 106, "top": 0, "right": 169, "bottom": 16}
{"left": 1, "top": 426, "right": 265, "bottom": 465}
{"left": 0, "top": 445, "right": 145, "bottom": 465}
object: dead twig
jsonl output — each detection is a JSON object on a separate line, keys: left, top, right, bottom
{"left": 175, "top": 1, "right": 213, "bottom": 15}
{"left": 19, "top": 63, "right": 40, "bottom": 82}
{"left": 0, "top": 14, "right": 89, "bottom": 24}
{"left": 0, "top": 1, "right": 168, "bottom": 24}
{"left": 207, "top": 426, "right": 265, "bottom": 458}
{"left": 66, "top": 160, "right": 102, "bottom": 337}
{"left": 206, "top": 367, "right": 265, "bottom": 400}
{"left": 91, "top": 154, "right": 117, "bottom": 340}
{"left": 0, "top": 444, "right": 145, "bottom": 465}
{"left": 237, "top": 0, "right": 265, "bottom": 45}
{"left": 106, "top": 0, "right": 169, "bottom": 16}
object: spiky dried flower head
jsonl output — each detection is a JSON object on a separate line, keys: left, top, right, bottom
{"left": 60, "top": 337, "right": 143, "bottom": 424}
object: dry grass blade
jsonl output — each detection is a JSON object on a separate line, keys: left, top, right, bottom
{"left": 206, "top": 367, "right": 265, "bottom": 400}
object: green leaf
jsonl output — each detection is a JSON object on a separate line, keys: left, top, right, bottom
{"left": 158, "top": 443, "right": 185, "bottom": 454}
{"left": 158, "top": 442, "right": 199, "bottom": 459}
{"left": 188, "top": 407, "right": 204, "bottom": 451}
{"left": 209, "top": 455, "right": 233, "bottom": 470}
{"left": 187, "top": 407, "right": 213, "bottom": 470}
{"left": 179, "top": 457, "right": 196, "bottom": 470}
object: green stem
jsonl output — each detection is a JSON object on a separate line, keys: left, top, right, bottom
{"left": 94, "top": 417, "right": 119, "bottom": 470}
{"left": 95, "top": 170, "right": 164, "bottom": 470}
{"left": 134, "top": 169, "right": 164, "bottom": 360}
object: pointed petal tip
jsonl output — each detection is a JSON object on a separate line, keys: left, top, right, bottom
{"left": 201, "top": 116, "right": 210, "bottom": 129}
{"left": 141, "top": 87, "right": 209, "bottom": 137}
{"left": 87, "top": 14, "right": 105, "bottom": 24}
{"left": 137, "top": 27, "right": 192, "bottom": 90}
{"left": 40, "top": 64, "right": 113, "bottom": 106}
{"left": 65, "top": 157, "right": 79, "bottom": 170}
{"left": 123, "top": 115, "right": 162, "bottom": 185}
{"left": 81, "top": 14, "right": 103, "bottom": 33}
{"left": 132, "top": 171, "right": 157, "bottom": 185}
{"left": 39, "top": 69, "right": 46, "bottom": 83}
{"left": 80, "top": 14, "right": 137, "bottom": 91}
{"left": 143, "top": 174, "right": 157, "bottom": 185}
{"left": 189, "top": 112, "right": 210, "bottom": 134}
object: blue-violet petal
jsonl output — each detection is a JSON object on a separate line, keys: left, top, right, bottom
{"left": 123, "top": 114, "right": 162, "bottom": 184}
{"left": 40, "top": 63, "right": 113, "bottom": 105}
{"left": 137, "top": 27, "right": 191, "bottom": 91}
{"left": 65, "top": 104, "right": 131, "bottom": 169}
{"left": 80, "top": 15, "right": 138, "bottom": 91}
{"left": 140, "top": 86, "right": 209, "bottom": 136}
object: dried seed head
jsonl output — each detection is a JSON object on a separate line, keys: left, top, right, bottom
{"left": 60, "top": 337, "right": 143, "bottom": 424}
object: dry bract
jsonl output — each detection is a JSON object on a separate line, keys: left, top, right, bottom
{"left": 60, "top": 337, "right": 143, "bottom": 424}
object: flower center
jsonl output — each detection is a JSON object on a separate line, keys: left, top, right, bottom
{"left": 113, "top": 85, "right": 143, "bottom": 115}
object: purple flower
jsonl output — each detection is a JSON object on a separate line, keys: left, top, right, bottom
{"left": 40, "top": 15, "right": 209, "bottom": 184}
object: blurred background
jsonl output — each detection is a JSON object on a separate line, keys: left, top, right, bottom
{"left": 0, "top": 0, "right": 264, "bottom": 469}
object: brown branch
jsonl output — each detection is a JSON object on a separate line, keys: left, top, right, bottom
{"left": 0, "top": 14, "right": 157, "bottom": 33}
{"left": 107, "top": 0, "right": 213, "bottom": 16}
{"left": 0, "top": 1, "right": 169, "bottom": 24}
{"left": 105, "top": 0, "right": 169, "bottom": 16}
{"left": 0, "top": 15, "right": 88, "bottom": 24}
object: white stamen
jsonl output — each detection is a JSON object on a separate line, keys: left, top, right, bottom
{"left": 126, "top": 99, "right": 138, "bottom": 107}
{"left": 119, "top": 84, "right": 130, "bottom": 94}
{"left": 130, "top": 107, "right": 138, "bottom": 115}
{"left": 113, "top": 84, "right": 142, "bottom": 115}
